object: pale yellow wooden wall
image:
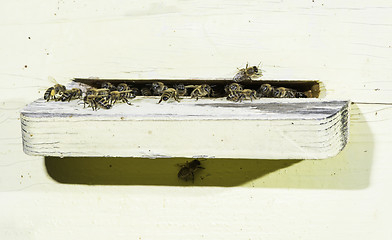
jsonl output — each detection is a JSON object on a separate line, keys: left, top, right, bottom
{"left": 1, "top": 1, "right": 392, "bottom": 239}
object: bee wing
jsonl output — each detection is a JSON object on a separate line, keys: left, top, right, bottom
{"left": 48, "top": 76, "right": 59, "bottom": 85}
{"left": 185, "top": 85, "right": 199, "bottom": 89}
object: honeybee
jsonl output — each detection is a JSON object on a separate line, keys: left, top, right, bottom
{"left": 101, "top": 82, "right": 117, "bottom": 91}
{"left": 174, "top": 83, "right": 187, "bottom": 96}
{"left": 129, "top": 87, "right": 140, "bottom": 96}
{"left": 86, "top": 88, "right": 110, "bottom": 97}
{"left": 96, "top": 96, "right": 112, "bottom": 109}
{"left": 224, "top": 83, "right": 243, "bottom": 94}
{"left": 189, "top": 84, "right": 213, "bottom": 100}
{"left": 227, "top": 89, "right": 257, "bottom": 102}
{"left": 117, "top": 83, "right": 129, "bottom": 92}
{"left": 59, "top": 88, "right": 83, "bottom": 102}
{"left": 141, "top": 87, "right": 152, "bottom": 96}
{"left": 177, "top": 159, "right": 205, "bottom": 183}
{"left": 257, "top": 84, "right": 275, "bottom": 98}
{"left": 272, "top": 87, "right": 297, "bottom": 98}
{"left": 84, "top": 95, "right": 112, "bottom": 110}
{"left": 233, "top": 63, "right": 262, "bottom": 82}
{"left": 151, "top": 82, "right": 168, "bottom": 96}
{"left": 158, "top": 88, "right": 180, "bottom": 104}
{"left": 109, "top": 90, "right": 134, "bottom": 105}
{"left": 44, "top": 84, "right": 66, "bottom": 101}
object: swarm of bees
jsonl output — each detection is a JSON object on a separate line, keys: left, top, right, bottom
{"left": 44, "top": 64, "right": 312, "bottom": 109}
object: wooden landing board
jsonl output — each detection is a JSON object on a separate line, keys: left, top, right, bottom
{"left": 21, "top": 97, "right": 349, "bottom": 159}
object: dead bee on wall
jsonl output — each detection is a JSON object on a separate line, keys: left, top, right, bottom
{"left": 140, "top": 87, "right": 152, "bottom": 96}
{"left": 233, "top": 63, "right": 262, "bottom": 82}
{"left": 224, "top": 83, "right": 243, "bottom": 94}
{"left": 177, "top": 159, "right": 205, "bottom": 183}
{"left": 227, "top": 89, "right": 257, "bottom": 102}
{"left": 257, "top": 84, "right": 275, "bottom": 98}
{"left": 188, "top": 84, "right": 213, "bottom": 100}
{"left": 59, "top": 88, "right": 83, "bottom": 102}
{"left": 174, "top": 83, "right": 187, "bottom": 96}
{"left": 158, "top": 88, "right": 180, "bottom": 104}
{"left": 44, "top": 84, "right": 66, "bottom": 101}
{"left": 101, "top": 82, "right": 117, "bottom": 91}
{"left": 151, "top": 82, "right": 168, "bottom": 96}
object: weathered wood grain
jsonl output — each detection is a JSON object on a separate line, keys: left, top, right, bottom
{"left": 21, "top": 97, "right": 349, "bottom": 159}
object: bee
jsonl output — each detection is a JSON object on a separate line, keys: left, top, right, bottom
{"left": 117, "top": 83, "right": 129, "bottom": 92}
{"left": 96, "top": 96, "right": 112, "bottom": 109}
{"left": 189, "top": 84, "right": 213, "bottom": 100}
{"left": 140, "top": 87, "right": 152, "bottom": 96}
{"left": 129, "top": 87, "right": 140, "bottom": 96}
{"left": 257, "top": 84, "right": 275, "bottom": 98}
{"left": 44, "top": 84, "right": 66, "bottom": 101}
{"left": 101, "top": 82, "right": 117, "bottom": 91}
{"left": 177, "top": 159, "right": 205, "bottom": 183}
{"left": 59, "top": 88, "right": 83, "bottom": 102}
{"left": 295, "top": 91, "right": 308, "bottom": 98}
{"left": 227, "top": 89, "right": 257, "bottom": 102}
{"left": 151, "top": 82, "right": 168, "bottom": 96}
{"left": 233, "top": 63, "right": 262, "bottom": 82}
{"left": 86, "top": 88, "right": 110, "bottom": 97}
{"left": 117, "top": 83, "right": 138, "bottom": 98}
{"left": 272, "top": 87, "right": 297, "bottom": 98}
{"left": 108, "top": 90, "right": 134, "bottom": 105}
{"left": 158, "top": 88, "right": 180, "bottom": 104}
{"left": 83, "top": 95, "right": 112, "bottom": 110}
{"left": 174, "top": 83, "right": 187, "bottom": 96}
{"left": 224, "top": 83, "right": 243, "bottom": 94}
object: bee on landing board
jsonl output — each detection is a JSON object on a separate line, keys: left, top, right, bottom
{"left": 227, "top": 89, "right": 257, "bottom": 102}
{"left": 44, "top": 84, "right": 66, "bottom": 101}
{"left": 59, "top": 88, "right": 83, "bottom": 102}
{"left": 177, "top": 159, "right": 205, "bottom": 183}
{"left": 158, "top": 88, "right": 180, "bottom": 104}
{"left": 233, "top": 63, "right": 262, "bottom": 82}
{"left": 187, "top": 84, "right": 213, "bottom": 100}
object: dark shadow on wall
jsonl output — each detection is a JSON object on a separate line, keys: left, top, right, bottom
{"left": 45, "top": 103, "right": 373, "bottom": 189}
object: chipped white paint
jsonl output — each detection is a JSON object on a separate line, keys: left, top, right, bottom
{"left": 21, "top": 97, "right": 349, "bottom": 159}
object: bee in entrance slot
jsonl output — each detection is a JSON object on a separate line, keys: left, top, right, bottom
{"left": 224, "top": 83, "right": 243, "bottom": 94}
{"left": 141, "top": 87, "right": 152, "bottom": 96}
{"left": 59, "top": 88, "right": 82, "bottom": 102}
{"left": 257, "top": 84, "right": 275, "bottom": 98}
{"left": 188, "top": 84, "right": 213, "bottom": 100}
{"left": 44, "top": 84, "right": 66, "bottom": 101}
{"left": 272, "top": 87, "right": 297, "bottom": 98}
{"left": 151, "top": 82, "right": 168, "bottom": 96}
{"left": 177, "top": 159, "right": 205, "bottom": 183}
{"left": 101, "top": 82, "right": 117, "bottom": 91}
{"left": 174, "top": 83, "right": 187, "bottom": 96}
{"left": 158, "top": 88, "right": 180, "bottom": 104}
{"left": 233, "top": 63, "right": 262, "bottom": 82}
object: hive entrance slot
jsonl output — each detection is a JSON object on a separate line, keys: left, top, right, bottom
{"left": 73, "top": 78, "right": 321, "bottom": 98}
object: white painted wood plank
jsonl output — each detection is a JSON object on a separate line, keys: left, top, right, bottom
{"left": 21, "top": 97, "right": 349, "bottom": 159}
